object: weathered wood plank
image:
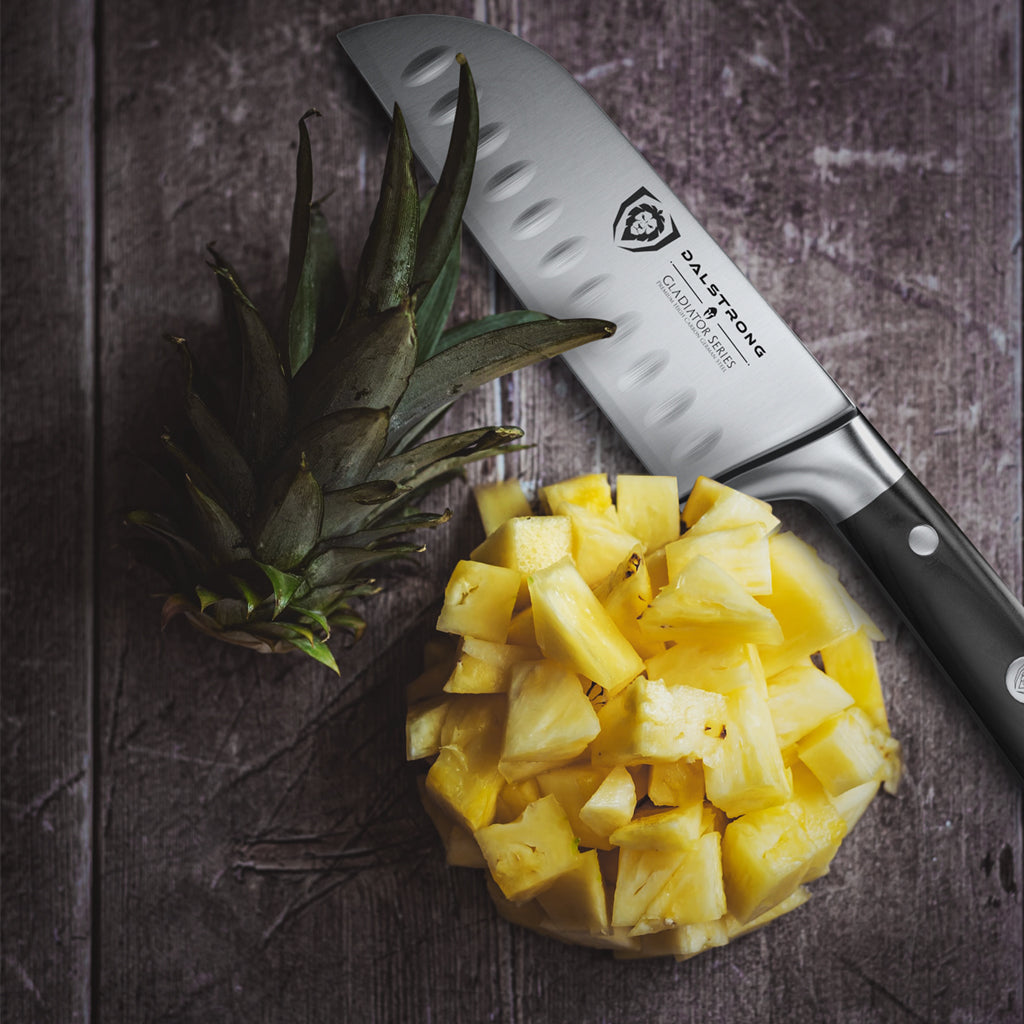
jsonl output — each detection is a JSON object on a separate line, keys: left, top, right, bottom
{"left": 89, "top": 0, "right": 1021, "bottom": 1021}
{"left": 1, "top": 1, "right": 96, "bottom": 1021}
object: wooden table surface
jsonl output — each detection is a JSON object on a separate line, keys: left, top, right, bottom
{"left": 3, "top": 1, "right": 1021, "bottom": 1021}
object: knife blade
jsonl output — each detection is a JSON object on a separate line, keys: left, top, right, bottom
{"left": 339, "top": 14, "right": 1024, "bottom": 778}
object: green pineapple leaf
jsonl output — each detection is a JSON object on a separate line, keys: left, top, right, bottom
{"left": 168, "top": 336, "right": 258, "bottom": 518}
{"left": 375, "top": 425, "right": 525, "bottom": 484}
{"left": 411, "top": 55, "right": 478, "bottom": 306}
{"left": 284, "top": 109, "right": 319, "bottom": 373}
{"left": 254, "top": 457, "right": 324, "bottom": 570}
{"left": 414, "top": 191, "right": 462, "bottom": 363}
{"left": 431, "top": 309, "right": 550, "bottom": 360}
{"left": 292, "top": 303, "right": 416, "bottom": 428}
{"left": 388, "top": 316, "right": 615, "bottom": 443}
{"left": 256, "top": 561, "right": 304, "bottom": 617}
{"left": 184, "top": 476, "right": 250, "bottom": 566}
{"left": 208, "top": 251, "right": 290, "bottom": 468}
{"left": 271, "top": 407, "right": 389, "bottom": 493}
{"left": 349, "top": 104, "right": 419, "bottom": 319}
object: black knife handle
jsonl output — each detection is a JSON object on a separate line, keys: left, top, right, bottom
{"left": 837, "top": 470, "right": 1024, "bottom": 778}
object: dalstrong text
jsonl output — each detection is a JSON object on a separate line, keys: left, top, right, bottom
{"left": 678, "top": 248, "right": 767, "bottom": 359}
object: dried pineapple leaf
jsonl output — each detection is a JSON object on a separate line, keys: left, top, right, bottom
{"left": 208, "top": 250, "right": 290, "bottom": 468}
{"left": 412, "top": 55, "right": 478, "bottom": 307}
{"left": 349, "top": 104, "right": 418, "bottom": 319}
{"left": 292, "top": 303, "right": 416, "bottom": 428}
{"left": 271, "top": 407, "right": 389, "bottom": 493}
{"left": 254, "top": 457, "right": 324, "bottom": 570}
{"left": 388, "top": 316, "right": 615, "bottom": 442}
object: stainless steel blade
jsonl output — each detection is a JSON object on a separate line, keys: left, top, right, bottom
{"left": 340, "top": 15, "right": 858, "bottom": 496}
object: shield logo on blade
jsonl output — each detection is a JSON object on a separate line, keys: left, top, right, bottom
{"left": 613, "top": 187, "right": 680, "bottom": 252}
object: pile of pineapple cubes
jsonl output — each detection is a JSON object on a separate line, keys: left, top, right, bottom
{"left": 406, "top": 473, "right": 901, "bottom": 960}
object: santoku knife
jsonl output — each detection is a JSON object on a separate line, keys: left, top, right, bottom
{"left": 338, "top": 14, "right": 1024, "bottom": 778}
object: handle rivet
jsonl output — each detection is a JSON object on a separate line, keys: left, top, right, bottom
{"left": 1007, "top": 657, "right": 1024, "bottom": 704}
{"left": 908, "top": 524, "right": 939, "bottom": 556}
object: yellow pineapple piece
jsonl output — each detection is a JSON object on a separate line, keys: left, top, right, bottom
{"left": 611, "top": 847, "right": 683, "bottom": 929}
{"left": 756, "top": 533, "right": 858, "bottom": 676}
{"left": 703, "top": 685, "right": 792, "bottom": 818}
{"left": 594, "top": 548, "right": 664, "bottom": 659}
{"left": 494, "top": 777, "right": 542, "bottom": 823}
{"left": 417, "top": 779, "right": 488, "bottom": 869}
{"left": 609, "top": 805, "right": 704, "bottom": 850}
{"left": 405, "top": 637, "right": 458, "bottom": 703}
{"left": 578, "top": 766, "right": 637, "bottom": 845}
{"left": 591, "top": 676, "right": 727, "bottom": 767}
{"left": 647, "top": 758, "right": 705, "bottom": 809}
{"left": 797, "top": 707, "right": 885, "bottom": 797}
{"left": 475, "top": 793, "right": 581, "bottom": 901}
{"left": 724, "top": 885, "right": 810, "bottom": 940}
{"left": 721, "top": 804, "right": 818, "bottom": 924}
{"left": 766, "top": 662, "right": 855, "bottom": 748}
{"left": 633, "top": 917, "right": 730, "bottom": 960}
{"left": 645, "top": 544, "right": 670, "bottom": 593}
{"left": 615, "top": 474, "right": 681, "bottom": 552}
{"left": 664, "top": 524, "right": 773, "bottom": 595}
{"left": 786, "top": 762, "right": 848, "bottom": 881}
{"left": 506, "top": 606, "right": 535, "bottom": 646}
{"left": 473, "top": 478, "right": 533, "bottom": 536}
{"left": 682, "top": 476, "right": 779, "bottom": 535}
{"left": 639, "top": 556, "right": 784, "bottom": 647}
{"left": 536, "top": 765, "right": 610, "bottom": 850}
{"left": 436, "top": 559, "right": 521, "bottom": 643}
{"left": 540, "top": 472, "right": 613, "bottom": 514}
{"left": 499, "top": 661, "right": 600, "bottom": 782}
{"left": 443, "top": 636, "right": 542, "bottom": 694}
{"left": 528, "top": 558, "right": 645, "bottom": 695}
{"left": 426, "top": 694, "right": 507, "bottom": 832}
{"left": 406, "top": 695, "right": 451, "bottom": 760}
{"left": 828, "top": 778, "right": 881, "bottom": 831}
{"left": 646, "top": 641, "right": 767, "bottom": 697}
{"left": 630, "top": 832, "right": 727, "bottom": 935}
{"left": 820, "top": 627, "right": 890, "bottom": 732}
{"left": 536, "top": 848, "right": 610, "bottom": 934}
{"left": 470, "top": 515, "right": 573, "bottom": 606}
{"left": 561, "top": 502, "right": 644, "bottom": 587}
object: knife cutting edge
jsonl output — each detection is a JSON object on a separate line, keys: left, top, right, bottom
{"left": 338, "top": 14, "right": 1024, "bottom": 779}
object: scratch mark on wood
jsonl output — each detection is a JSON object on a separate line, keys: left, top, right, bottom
{"left": 834, "top": 954, "right": 933, "bottom": 1023}
{"left": 3, "top": 954, "right": 46, "bottom": 1007}
{"left": 15, "top": 763, "right": 87, "bottom": 821}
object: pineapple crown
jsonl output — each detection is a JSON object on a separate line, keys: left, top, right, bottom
{"left": 128, "top": 56, "right": 615, "bottom": 672}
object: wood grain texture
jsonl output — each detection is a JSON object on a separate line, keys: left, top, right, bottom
{"left": 2, "top": 0, "right": 1021, "bottom": 1021}
{"left": 1, "top": 1, "right": 96, "bottom": 1021}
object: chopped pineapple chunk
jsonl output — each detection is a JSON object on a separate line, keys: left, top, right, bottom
{"left": 540, "top": 472, "right": 613, "bottom": 514}
{"left": 475, "top": 793, "right": 581, "bottom": 901}
{"left": 615, "top": 474, "right": 681, "bottom": 551}
{"left": 410, "top": 471, "right": 899, "bottom": 959}
{"left": 529, "top": 557, "right": 645, "bottom": 694}
{"left": 436, "top": 559, "right": 521, "bottom": 643}
{"left": 473, "top": 478, "right": 533, "bottom": 536}
{"left": 500, "top": 661, "right": 600, "bottom": 781}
